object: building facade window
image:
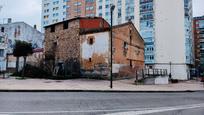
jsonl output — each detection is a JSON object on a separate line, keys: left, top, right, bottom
{"left": 184, "top": 0, "right": 193, "bottom": 64}
{"left": 1, "top": 27, "right": 4, "bottom": 33}
{"left": 0, "top": 49, "right": 4, "bottom": 57}
{"left": 140, "top": 0, "right": 155, "bottom": 64}
{"left": 74, "top": 2, "right": 82, "bottom": 6}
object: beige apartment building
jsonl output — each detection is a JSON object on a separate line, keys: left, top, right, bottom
{"left": 67, "top": 0, "right": 96, "bottom": 18}
{"left": 42, "top": 0, "right": 96, "bottom": 30}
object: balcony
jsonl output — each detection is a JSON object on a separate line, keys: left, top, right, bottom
{"left": 140, "top": 0, "right": 153, "bottom": 4}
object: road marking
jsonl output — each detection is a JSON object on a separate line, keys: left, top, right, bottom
{"left": 0, "top": 103, "right": 204, "bottom": 114}
{"left": 106, "top": 103, "right": 204, "bottom": 115}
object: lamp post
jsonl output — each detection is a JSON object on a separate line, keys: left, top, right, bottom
{"left": 110, "top": 4, "right": 115, "bottom": 89}
{"left": 169, "top": 61, "right": 172, "bottom": 79}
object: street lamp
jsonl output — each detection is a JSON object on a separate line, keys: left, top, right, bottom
{"left": 169, "top": 61, "right": 172, "bottom": 79}
{"left": 110, "top": 4, "right": 115, "bottom": 89}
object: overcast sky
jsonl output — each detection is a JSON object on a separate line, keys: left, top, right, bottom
{"left": 0, "top": 0, "right": 204, "bottom": 32}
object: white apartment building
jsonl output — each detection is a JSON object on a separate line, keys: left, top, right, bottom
{"left": 139, "top": 0, "right": 193, "bottom": 80}
{"left": 96, "top": 0, "right": 140, "bottom": 29}
{"left": 42, "top": 0, "right": 67, "bottom": 30}
{"left": 0, "top": 21, "right": 44, "bottom": 70}
{"left": 97, "top": 0, "right": 194, "bottom": 80}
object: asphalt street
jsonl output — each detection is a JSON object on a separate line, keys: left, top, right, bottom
{"left": 0, "top": 92, "right": 203, "bottom": 115}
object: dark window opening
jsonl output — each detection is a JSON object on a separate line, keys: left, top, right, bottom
{"left": 88, "top": 36, "right": 95, "bottom": 45}
{"left": 130, "top": 60, "right": 132, "bottom": 67}
{"left": 1, "top": 27, "right": 4, "bottom": 33}
{"left": 50, "top": 26, "right": 55, "bottom": 32}
{"left": 129, "top": 29, "right": 132, "bottom": 44}
{"left": 123, "top": 42, "right": 128, "bottom": 49}
{"left": 89, "top": 58, "right": 92, "bottom": 62}
{"left": 89, "top": 38, "right": 93, "bottom": 45}
{"left": 53, "top": 41, "right": 57, "bottom": 47}
{"left": 87, "top": 36, "right": 95, "bottom": 45}
{"left": 123, "top": 42, "right": 128, "bottom": 56}
{"left": 63, "top": 21, "right": 69, "bottom": 29}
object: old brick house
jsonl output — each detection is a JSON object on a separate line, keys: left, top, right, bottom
{"left": 112, "top": 22, "right": 144, "bottom": 77}
{"left": 44, "top": 17, "right": 144, "bottom": 78}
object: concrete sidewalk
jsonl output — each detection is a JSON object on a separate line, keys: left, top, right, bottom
{"left": 0, "top": 77, "right": 203, "bottom": 92}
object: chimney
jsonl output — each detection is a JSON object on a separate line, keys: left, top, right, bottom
{"left": 34, "top": 25, "right": 37, "bottom": 29}
{"left": 7, "top": 18, "right": 12, "bottom": 23}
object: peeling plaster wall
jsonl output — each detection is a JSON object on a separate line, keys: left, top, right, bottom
{"left": 80, "top": 32, "right": 110, "bottom": 71}
{"left": 80, "top": 23, "right": 145, "bottom": 78}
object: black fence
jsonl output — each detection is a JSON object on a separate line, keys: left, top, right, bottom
{"left": 136, "top": 69, "right": 168, "bottom": 80}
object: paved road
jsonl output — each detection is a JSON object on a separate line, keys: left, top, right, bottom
{"left": 0, "top": 92, "right": 203, "bottom": 115}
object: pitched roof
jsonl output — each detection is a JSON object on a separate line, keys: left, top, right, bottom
{"left": 113, "top": 21, "right": 144, "bottom": 42}
{"left": 44, "top": 17, "right": 109, "bottom": 28}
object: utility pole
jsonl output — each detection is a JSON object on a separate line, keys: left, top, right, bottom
{"left": 110, "top": 4, "right": 115, "bottom": 89}
{"left": 169, "top": 61, "right": 172, "bottom": 79}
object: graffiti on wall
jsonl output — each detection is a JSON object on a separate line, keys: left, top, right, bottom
{"left": 14, "top": 26, "right": 21, "bottom": 38}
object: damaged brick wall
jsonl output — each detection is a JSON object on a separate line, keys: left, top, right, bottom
{"left": 112, "top": 23, "right": 145, "bottom": 77}
{"left": 44, "top": 17, "right": 110, "bottom": 77}
{"left": 44, "top": 20, "right": 81, "bottom": 75}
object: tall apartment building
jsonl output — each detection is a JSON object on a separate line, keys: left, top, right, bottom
{"left": 96, "top": 0, "right": 140, "bottom": 29}
{"left": 42, "top": 0, "right": 67, "bottom": 28}
{"left": 67, "top": 0, "right": 96, "bottom": 18}
{"left": 193, "top": 16, "right": 204, "bottom": 72}
{"left": 139, "top": 0, "right": 194, "bottom": 80}
{"left": 97, "top": 0, "right": 193, "bottom": 80}
{"left": 41, "top": 0, "right": 96, "bottom": 30}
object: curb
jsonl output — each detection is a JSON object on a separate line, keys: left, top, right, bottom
{"left": 0, "top": 89, "right": 203, "bottom": 93}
